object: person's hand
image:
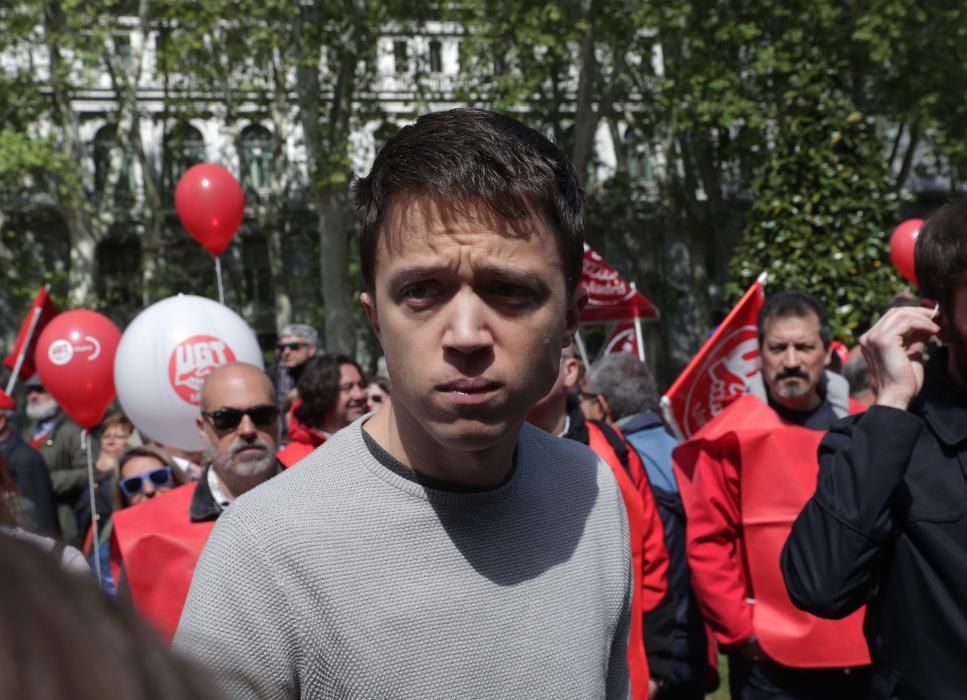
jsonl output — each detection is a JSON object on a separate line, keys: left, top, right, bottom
{"left": 860, "top": 306, "right": 940, "bottom": 411}
{"left": 95, "top": 452, "right": 119, "bottom": 477}
{"left": 648, "top": 679, "right": 658, "bottom": 699}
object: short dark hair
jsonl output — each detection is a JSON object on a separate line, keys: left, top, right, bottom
{"left": 757, "top": 290, "right": 831, "bottom": 349}
{"left": 353, "top": 108, "right": 585, "bottom": 296}
{"left": 294, "top": 354, "right": 362, "bottom": 429}
{"left": 588, "top": 354, "right": 659, "bottom": 420}
{"left": 915, "top": 195, "right": 967, "bottom": 307}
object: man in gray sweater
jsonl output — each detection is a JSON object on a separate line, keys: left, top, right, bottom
{"left": 175, "top": 108, "right": 633, "bottom": 699}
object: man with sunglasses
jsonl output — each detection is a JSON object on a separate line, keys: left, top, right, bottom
{"left": 176, "top": 109, "right": 633, "bottom": 698}
{"left": 112, "top": 362, "right": 281, "bottom": 643}
{"left": 271, "top": 323, "right": 320, "bottom": 429}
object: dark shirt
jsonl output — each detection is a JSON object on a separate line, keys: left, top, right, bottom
{"left": 782, "top": 348, "right": 967, "bottom": 699}
{"left": 0, "top": 431, "right": 60, "bottom": 537}
{"left": 767, "top": 396, "right": 838, "bottom": 431}
{"left": 360, "top": 428, "right": 516, "bottom": 493}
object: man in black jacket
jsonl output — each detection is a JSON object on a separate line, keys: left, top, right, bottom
{"left": 782, "top": 195, "right": 967, "bottom": 700}
{"left": 0, "top": 390, "right": 59, "bottom": 537}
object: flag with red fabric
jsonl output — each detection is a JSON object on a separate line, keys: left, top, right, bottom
{"left": 602, "top": 322, "right": 640, "bottom": 358}
{"left": 3, "top": 285, "right": 59, "bottom": 382}
{"left": 580, "top": 245, "right": 659, "bottom": 323}
{"left": 660, "top": 275, "right": 766, "bottom": 439}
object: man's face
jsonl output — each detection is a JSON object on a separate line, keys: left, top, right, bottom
{"left": 761, "top": 312, "right": 831, "bottom": 411}
{"left": 327, "top": 363, "right": 369, "bottom": 430}
{"left": 197, "top": 367, "right": 280, "bottom": 485}
{"left": 277, "top": 335, "right": 317, "bottom": 369}
{"left": 25, "top": 387, "right": 58, "bottom": 421}
{"left": 362, "top": 195, "right": 584, "bottom": 453}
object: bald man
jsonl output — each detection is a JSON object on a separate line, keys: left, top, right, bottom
{"left": 111, "top": 362, "right": 281, "bottom": 643}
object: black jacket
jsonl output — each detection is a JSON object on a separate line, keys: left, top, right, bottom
{"left": 781, "top": 349, "right": 967, "bottom": 700}
{"left": 0, "top": 432, "right": 60, "bottom": 537}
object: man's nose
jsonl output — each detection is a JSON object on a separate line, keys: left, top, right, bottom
{"left": 783, "top": 347, "right": 800, "bottom": 367}
{"left": 442, "top": 291, "right": 493, "bottom": 354}
{"left": 350, "top": 384, "right": 368, "bottom": 401}
{"left": 143, "top": 481, "right": 156, "bottom": 497}
{"left": 237, "top": 413, "right": 258, "bottom": 438}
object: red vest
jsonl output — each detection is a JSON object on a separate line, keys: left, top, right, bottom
{"left": 677, "top": 395, "right": 870, "bottom": 668}
{"left": 111, "top": 483, "right": 214, "bottom": 644}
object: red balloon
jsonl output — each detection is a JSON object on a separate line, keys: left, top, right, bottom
{"left": 35, "top": 310, "right": 121, "bottom": 429}
{"left": 890, "top": 218, "right": 923, "bottom": 286}
{"left": 174, "top": 163, "right": 245, "bottom": 256}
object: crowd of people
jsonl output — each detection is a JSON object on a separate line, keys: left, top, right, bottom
{"left": 1, "top": 107, "right": 965, "bottom": 700}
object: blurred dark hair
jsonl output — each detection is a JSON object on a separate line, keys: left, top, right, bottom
{"left": 915, "top": 196, "right": 967, "bottom": 307}
{"left": 0, "top": 536, "right": 222, "bottom": 699}
{"left": 100, "top": 412, "right": 133, "bottom": 436}
{"left": 758, "top": 290, "right": 831, "bottom": 349}
{"left": 353, "top": 108, "right": 585, "bottom": 296}
{"left": 294, "top": 354, "right": 362, "bottom": 429}
{"left": 368, "top": 375, "right": 391, "bottom": 394}
{"left": 0, "top": 453, "right": 16, "bottom": 527}
{"left": 588, "top": 354, "right": 659, "bottom": 420}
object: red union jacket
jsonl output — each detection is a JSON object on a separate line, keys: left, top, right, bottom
{"left": 673, "top": 389, "right": 870, "bottom": 668}
{"left": 278, "top": 400, "right": 328, "bottom": 468}
{"left": 110, "top": 483, "right": 215, "bottom": 645}
{"left": 583, "top": 418, "right": 669, "bottom": 699}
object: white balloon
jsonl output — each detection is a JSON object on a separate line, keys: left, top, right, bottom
{"left": 114, "top": 295, "right": 264, "bottom": 451}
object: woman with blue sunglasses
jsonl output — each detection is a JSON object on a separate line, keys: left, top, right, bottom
{"left": 84, "top": 446, "right": 189, "bottom": 593}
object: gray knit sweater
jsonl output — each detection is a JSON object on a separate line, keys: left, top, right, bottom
{"left": 174, "top": 420, "right": 632, "bottom": 699}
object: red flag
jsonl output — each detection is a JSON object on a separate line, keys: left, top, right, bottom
{"left": 660, "top": 276, "right": 766, "bottom": 439}
{"left": 581, "top": 245, "right": 659, "bottom": 322}
{"left": 603, "top": 322, "right": 640, "bottom": 358}
{"left": 3, "top": 286, "right": 59, "bottom": 382}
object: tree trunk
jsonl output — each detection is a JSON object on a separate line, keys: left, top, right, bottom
{"left": 570, "top": 0, "right": 599, "bottom": 184}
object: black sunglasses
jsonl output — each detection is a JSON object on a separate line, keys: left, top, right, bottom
{"left": 276, "top": 342, "right": 307, "bottom": 352}
{"left": 202, "top": 404, "right": 278, "bottom": 433}
{"left": 120, "top": 466, "right": 173, "bottom": 499}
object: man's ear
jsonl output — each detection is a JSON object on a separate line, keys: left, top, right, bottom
{"left": 564, "top": 287, "right": 589, "bottom": 347}
{"left": 360, "top": 292, "right": 381, "bottom": 340}
{"left": 561, "top": 356, "right": 581, "bottom": 389}
{"left": 195, "top": 415, "right": 208, "bottom": 445}
{"left": 823, "top": 344, "right": 833, "bottom": 367}
{"left": 596, "top": 393, "right": 611, "bottom": 421}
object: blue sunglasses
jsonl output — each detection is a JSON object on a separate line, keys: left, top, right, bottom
{"left": 119, "top": 466, "right": 174, "bottom": 499}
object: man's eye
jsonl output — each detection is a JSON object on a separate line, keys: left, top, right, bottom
{"left": 492, "top": 282, "right": 534, "bottom": 299}
{"left": 401, "top": 284, "right": 438, "bottom": 302}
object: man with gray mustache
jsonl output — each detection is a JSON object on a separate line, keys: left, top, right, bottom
{"left": 111, "top": 362, "right": 281, "bottom": 643}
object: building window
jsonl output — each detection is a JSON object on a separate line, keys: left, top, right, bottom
{"left": 95, "top": 229, "right": 142, "bottom": 322}
{"left": 164, "top": 122, "right": 206, "bottom": 197}
{"left": 393, "top": 40, "right": 408, "bottom": 74}
{"left": 429, "top": 40, "right": 443, "bottom": 74}
{"left": 240, "top": 124, "right": 273, "bottom": 192}
{"left": 93, "top": 125, "right": 135, "bottom": 199}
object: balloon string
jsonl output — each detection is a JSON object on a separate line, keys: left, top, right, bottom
{"left": 215, "top": 256, "right": 225, "bottom": 305}
{"left": 85, "top": 432, "right": 103, "bottom": 588}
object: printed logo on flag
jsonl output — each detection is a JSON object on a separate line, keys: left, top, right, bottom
{"left": 682, "top": 327, "right": 760, "bottom": 436}
{"left": 168, "top": 335, "right": 236, "bottom": 405}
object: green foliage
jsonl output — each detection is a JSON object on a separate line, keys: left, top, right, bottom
{"left": 728, "top": 83, "right": 906, "bottom": 345}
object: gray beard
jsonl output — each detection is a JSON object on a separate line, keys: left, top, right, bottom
{"left": 26, "top": 401, "right": 59, "bottom": 421}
